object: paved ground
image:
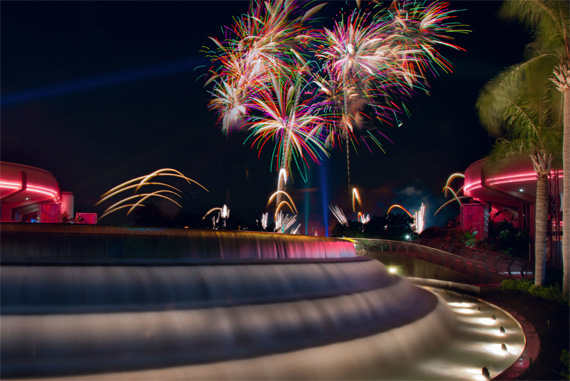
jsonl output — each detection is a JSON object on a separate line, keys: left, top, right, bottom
{"left": 479, "top": 290, "right": 569, "bottom": 381}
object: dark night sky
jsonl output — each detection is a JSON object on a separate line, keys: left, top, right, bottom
{"left": 1, "top": 0, "right": 531, "bottom": 234}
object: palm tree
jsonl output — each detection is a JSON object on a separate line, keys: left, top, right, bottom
{"left": 498, "top": 0, "right": 569, "bottom": 294}
{"left": 477, "top": 60, "right": 562, "bottom": 286}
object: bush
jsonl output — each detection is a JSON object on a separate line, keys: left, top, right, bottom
{"left": 487, "top": 221, "right": 531, "bottom": 259}
{"left": 500, "top": 279, "right": 569, "bottom": 305}
{"left": 500, "top": 278, "right": 533, "bottom": 292}
{"left": 560, "top": 350, "right": 570, "bottom": 380}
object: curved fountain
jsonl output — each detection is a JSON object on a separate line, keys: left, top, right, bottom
{"left": 1, "top": 223, "right": 459, "bottom": 379}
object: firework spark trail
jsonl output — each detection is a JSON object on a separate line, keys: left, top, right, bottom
{"left": 202, "top": 204, "right": 230, "bottom": 220}
{"left": 96, "top": 169, "right": 208, "bottom": 220}
{"left": 358, "top": 212, "right": 370, "bottom": 224}
{"left": 267, "top": 190, "right": 298, "bottom": 215}
{"left": 444, "top": 172, "right": 465, "bottom": 197}
{"left": 413, "top": 202, "right": 426, "bottom": 234}
{"left": 352, "top": 187, "right": 362, "bottom": 212}
{"left": 387, "top": 204, "right": 414, "bottom": 219}
{"left": 329, "top": 204, "right": 348, "bottom": 227}
{"left": 435, "top": 173, "right": 469, "bottom": 215}
{"left": 259, "top": 212, "right": 269, "bottom": 230}
{"left": 274, "top": 211, "right": 300, "bottom": 234}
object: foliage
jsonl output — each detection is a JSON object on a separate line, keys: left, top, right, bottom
{"left": 500, "top": 279, "right": 569, "bottom": 305}
{"left": 487, "top": 220, "right": 532, "bottom": 259}
{"left": 418, "top": 226, "right": 448, "bottom": 240}
{"left": 418, "top": 216, "right": 532, "bottom": 259}
{"left": 560, "top": 350, "right": 570, "bottom": 380}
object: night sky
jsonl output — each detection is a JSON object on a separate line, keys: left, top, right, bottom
{"left": 1, "top": 0, "right": 531, "bottom": 234}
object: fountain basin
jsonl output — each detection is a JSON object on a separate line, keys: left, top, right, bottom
{"left": 1, "top": 224, "right": 457, "bottom": 379}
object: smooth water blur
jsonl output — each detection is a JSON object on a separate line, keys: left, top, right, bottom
{"left": 0, "top": 224, "right": 355, "bottom": 260}
{"left": 0, "top": 225, "right": 524, "bottom": 380}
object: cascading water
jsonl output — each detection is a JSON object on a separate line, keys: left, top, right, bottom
{"left": 1, "top": 223, "right": 459, "bottom": 380}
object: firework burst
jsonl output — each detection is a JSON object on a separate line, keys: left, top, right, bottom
{"left": 203, "top": 0, "right": 468, "bottom": 182}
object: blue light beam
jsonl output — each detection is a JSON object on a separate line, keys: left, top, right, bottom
{"left": 1, "top": 58, "right": 204, "bottom": 106}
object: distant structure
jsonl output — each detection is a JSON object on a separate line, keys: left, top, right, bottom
{"left": 0, "top": 161, "right": 95, "bottom": 224}
{"left": 463, "top": 158, "right": 563, "bottom": 263}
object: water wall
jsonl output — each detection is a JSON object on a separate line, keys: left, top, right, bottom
{"left": 1, "top": 224, "right": 457, "bottom": 380}
{"left": 0, "top": 223, "right": 356, "bottom": 262}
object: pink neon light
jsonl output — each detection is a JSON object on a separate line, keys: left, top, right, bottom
{"left": 0, "top": 181, "right": 59, "bottom": 201}
{"left": 463, "top": 181, "right": 481, "bottom": 195}
{"left": 465, "top": 171, "right": 564, "bottom": 195}
{"left": 487, "top": 172, "right": 538, "bottom": 186}
{"left": 0, "top": 182, "right": 21, "bottom": 190}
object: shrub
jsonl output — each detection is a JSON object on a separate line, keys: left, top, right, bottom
{"left": 500, "top": 279, "right": 569, "bottom": 305}
{"left": 560, "top": 350, "right": 570, "bottom": 380}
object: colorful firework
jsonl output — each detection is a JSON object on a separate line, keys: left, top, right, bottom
{"left": 203, "top": 0, "right": 318, "bottom": 136}
{"left": 310, "top": 1, "right": 468, "bottom": 187}
{"left": 203, "top": 0, "right": 468, "bottom": 182}
{"left": 245, "top": 71, "right": 330, "bottom": 177}
{"left": 96, "top": 168, "right": 208, "bottom": 220}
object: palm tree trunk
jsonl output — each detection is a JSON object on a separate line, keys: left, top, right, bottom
{"left": 535, "top": 173, "right": 549, "bottom": 286}
{"left": 553, "top": 63, "right": 569, "bottom": 295}
{"left": 562, "top": 86, "right": 569, "bottom": 295}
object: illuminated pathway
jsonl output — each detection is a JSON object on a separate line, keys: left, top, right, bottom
{"left": 392, "top": 288, "right": 526, "bottom": 380}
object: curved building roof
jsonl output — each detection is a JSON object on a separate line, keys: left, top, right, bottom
{"left": 464, "top": 158, "right": 563, "bottom": 209}
{"left": 0, "top": 161, "right": 61, "bottom": 205}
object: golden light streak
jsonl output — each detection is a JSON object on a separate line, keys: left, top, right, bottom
{"left": 126, "top": 190, "right": 182, "bottom": 215}
{"left": 275, "top": 200, "right": 295, "bottom": 219}
{"left": 97, "top": 168, "right": 208, "bottom": 220}
{"left": 203, "top": 207, "right": 222, "bottom": 220}
{"left": 352, "top": 188, "right": 361, "bottom": 212}
{"left": 95, "top": 182, "right": 181, "bottom": 206}
{"left": 135, "top": 168, "right": 209, "bottom": 193}
{"left": 387, "top": 204, "right": 413, "bottom": 219}
{"left": 442, "top": 186, "right": 464, "bottom": 206}
{"left": 277, "top": 168, "right": 288, "bottom": 192}
{"left": 267, "top": 190, "right": 298, "bottom": 214}
{"left": 434, "top": 196, "right": 470, "bottom": 215}
{"left": 99, "top": 204, "right": 143, "bottom": 220}
{"left": 101, "top": 191, "right": 182, "bottom": 219}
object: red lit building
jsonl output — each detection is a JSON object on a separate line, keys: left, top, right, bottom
{"left": 463, "top": 158, "right": 563, "bottom": 263}
{"left": 0, "top": 161, "right": 96, "bottom": 224}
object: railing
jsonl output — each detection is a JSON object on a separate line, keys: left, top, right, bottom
{"left": 351, "top": 238, "right": 533, "bottom": 284}
{"left": 413, "top": 238, "right": 533, "bottom": 280}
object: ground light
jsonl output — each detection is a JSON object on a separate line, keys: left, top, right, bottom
{"left": 388, "top": 266, "right": 399, "bottom": 274}
{"left": 391, "top": 287, "right": 526, "bottom": 380}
